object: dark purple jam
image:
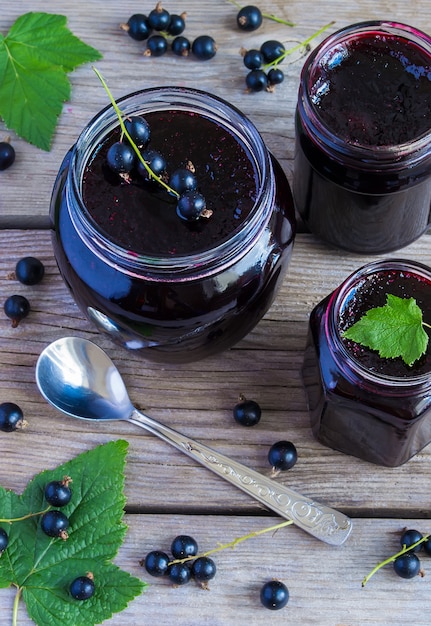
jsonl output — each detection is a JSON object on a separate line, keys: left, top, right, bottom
{"left": 339, "top": 269, "right": 431, "bottom": 377}
{"left": 50, "top": 99, "right": 295, "bottom": 363}
{"left": 82, "top": 110, "right": 258, "bottom": 256}
{"left": 311, "top": 34, "right": 431, "bottom": 146}
{"left": 294, "top": 24, "right": 431, "bottom": 254}
{"left": 302, "top": 262, "right": 431, "bottom": 466}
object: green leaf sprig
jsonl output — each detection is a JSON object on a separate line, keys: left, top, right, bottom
{"left": 362, "top": 533, "right": 430, "bottom": 587}
{"left": 343, "top": 294, "right": 431, "bottom": 367}
{"left": 0, "top": 12, "right": 102, "bottom": 150}
{"left": 0, "top": 440, "right": 145, "bottom": 626}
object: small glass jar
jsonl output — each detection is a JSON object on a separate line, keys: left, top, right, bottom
{"left": 50, "top": 87, "right": 295, "bottom": 363}
{"left": 302, "top": 259, "right": 431, "bottom": 466}
{"left": 293, "top": 21, "right": 431, "bottom": 253}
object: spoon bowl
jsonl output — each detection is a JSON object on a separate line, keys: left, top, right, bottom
{"left": 35, "top": 337, "right": 352, "bottom": 546}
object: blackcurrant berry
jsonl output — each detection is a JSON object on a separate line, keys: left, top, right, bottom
{"left": 121, "top": 14, "right": 151, "bottom": 41}
{"left": 0, "top": 141, "right": 15, "bottom": 171}
{"left": 148, "top": 3, "right": 171, "bottom": 31}
{"left": 260, "top": 580, "right": 289, "bottom": 610}
{"left": 237, "top": 6, "right": 263, "bottom": 31}
{"left": 192, "top": 35, "right": 217, "bottom": 60}
{"left": 0, "top": 528, "right": 9, "bottom": 553}
{"left": 167, "top": 13, "right": 186, "bottom": 36}
{"left": 40, "top": 510, "right": 69, "bottom": 539}
{"left": 267, "top": 68, "right": 285, "bottom": 86}
{"left": 172, "top": 36, "right": 191, "bottom": 57}
{"left": 246, "top": 69, "right": 269, "bottom": 92}
{"left": 260, "top": 40, "right": 285, "bottom": 63}
{"left": 168, "top": 562, "right": 192, "bottom": 585}
{"left": 4, "top": 294, "right": 30, "bottom": 327}
{"left": 243, "top": 49, "right": 264, "bottom": 70}
{"left": 145, "top": 34, "right": 168, "bottom": 57}
{"left": 44, "top": 478, "right": 72, "bottom": 507}
{"left": 233, "top": 398, "right": 261, "bottom": 427}
{"left": 106, "top": 141, "right": 135, "bottom": 174}
{"left": 393, "top": 553, "right": 421, "bottom": 579}
{"left": 70, "top": 574, "right": 95, "bottom": 600}
{"left": 169, "top": 167, "right": 197, "bottom": 195}
{"left": 138, "top": 149, "right": 166, "bottom": 181}
{"left": 268, "top": 441, "right": 298, "bottom": 471}
{"left": 15, "top": 256, "right": 45, "bottom": 285}
{"left": 124, "top": 116, "right": 151, "bottom": 149}
{"left": 143, "top": 550, "right": 170, "bottom": 577}
{"left": 400, "top": 529, "right": 423, "bottom": 552}
{"left": 0, "top": 402, "right": 24, "bottom": 432}
{"left": 423, "top": 537, "right": 431, "bottom": 556}
{"left": 192, "top": 556, "right": 216, "bottom": 583}
{"left": 176, "top": 191, "right": 207, "bottom": 221}
{"left": 171, "top": 535, "right": 198, "bottom": 559}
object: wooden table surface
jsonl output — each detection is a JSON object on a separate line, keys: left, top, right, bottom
{"left": 2, "top": 1, "right": 431, "bottom": 624}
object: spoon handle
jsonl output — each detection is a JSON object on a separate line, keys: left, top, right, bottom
{"left": 128, "top": 409, "right": 352, "bottom": 546}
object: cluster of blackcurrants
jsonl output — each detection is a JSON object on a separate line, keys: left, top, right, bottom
{"left": 393, "top": 528, "right": 431, "bottom": 579}
{"left": 107, "top": 114, "right": 209, "bottom": 222}
{"left": 0, "top": 476, "right": 94, "bottom": 600}
{"left": 142, "top": 534, "right": 217, "bottom": 588}
{"left": 121, "top": 2, "right": 216, "bottom": 60}
{"left": 4, "top": 256, "right": 45, "bottom": 329}
{"left": 233, "top": 396, "right": 298, "bottom": 472}
{"left": 242, "top": 40, "right": 287, "bottom": 92}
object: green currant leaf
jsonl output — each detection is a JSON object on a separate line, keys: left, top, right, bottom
{"left": 343, "top": 293, "right": 429, "bottom": 367}
{"left": 0, "top": 12, "right": 102, "bottom": 150}
{"left": 0, "top": 440, "right": 146, "bottom": 626}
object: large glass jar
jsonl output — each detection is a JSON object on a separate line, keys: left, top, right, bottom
{"left": 303, "top": 259, "right": 431, "bottom": 466}
{"left": 50, "top": 87, "right": 295, "bottom": 363}
{"left": 293, "top": 21, "right": 431, "bottom": 253}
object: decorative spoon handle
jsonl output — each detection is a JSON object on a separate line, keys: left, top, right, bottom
{"left": 128, "top": 409, "right": 352, "bottom": 546}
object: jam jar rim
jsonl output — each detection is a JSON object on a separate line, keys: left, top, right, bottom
{"left": 329, "top": 258, "right": 431, "bottom": 388}
{"left": 67, "top": 85, "right": 275, "bottom": 279}
{"left": 298, "top": 20, "right": 431, "bottom": 169}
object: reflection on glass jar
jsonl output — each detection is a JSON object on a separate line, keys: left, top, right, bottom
{"left": 303, "top": 259, "right": 431, "bottom": 466}
{"left": 50, "top": 87, "right": 295, "bottom": 363}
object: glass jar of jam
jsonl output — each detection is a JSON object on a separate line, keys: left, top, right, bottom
{"left": 293, "top": 21, "right": 431, "bottom": 253}
{"left": 50, "top": 86, "right": 295, "bottom": 363}
{"left": 303, "top": 259, "right": 431, "bottom": 466}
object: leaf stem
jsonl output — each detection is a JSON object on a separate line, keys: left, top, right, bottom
{"left": 12, "top": 586, "right": 22, "bottom": 626}
{"left": 362, "top": 534, "right": 430, "bottom": 587}
{"left": 263, "top": 21, "right": 334, "bottom": 70}
{"left": 0, "top": 505, "right": 50, "bottom": 524}
{"left": 92, "top": 67, "right": 179, "bottom": 198}
{"left": 168, "top": 519, "right": 294, "bottom": 565}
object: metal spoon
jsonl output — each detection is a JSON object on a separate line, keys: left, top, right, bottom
{"left": 35, "top": 336, "right": 352, "bottom": 546}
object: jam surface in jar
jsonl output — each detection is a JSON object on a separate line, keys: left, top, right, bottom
{"left": 302, "top": 261, "right": 431, "bottom": 466}
{"left": 82, "top": 110, "right": 259, "bottom": 257}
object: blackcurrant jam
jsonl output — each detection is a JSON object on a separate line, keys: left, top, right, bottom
{"left": 303, "top": 259, "right": 431, "bottom": 466}
{"left": 50, "top": 87, "right": 295, "bottom": 362}
{"left": 294, "top": 22, "right": 431, "bottom": 253}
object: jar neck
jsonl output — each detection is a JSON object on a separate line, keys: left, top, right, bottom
{"left": 67, "top": 86, "right": 275, "bottom": 279}
{"left": 326, "top": 259, "right": 431, "bottom": 389}
{"left": 298, "top": 21, "right": 431, "bottom": 175}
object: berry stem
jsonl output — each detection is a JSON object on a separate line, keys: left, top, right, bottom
{"left": 92, "top": 67, "right": 179, "bottom": 198}
{"left": 0, "top": 505, "right": 51, "bottom": 524}
{"left": 263, "top": 21, "right": 335, "bottom": 70}
{"left": 362, "top": 534, "right": 430, "bottom": 587}
{"left": 168, "top": 519, "right": 293, "bottom": 565}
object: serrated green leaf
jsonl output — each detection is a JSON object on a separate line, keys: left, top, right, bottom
{"left": 343, "top": 293, "right": 429, "bottom": 367}
{"left": 0, "top": 440, "right": 146, "bottom": 626}
{"left": 0, "top": 12, "right": 102, "bottom": 150}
